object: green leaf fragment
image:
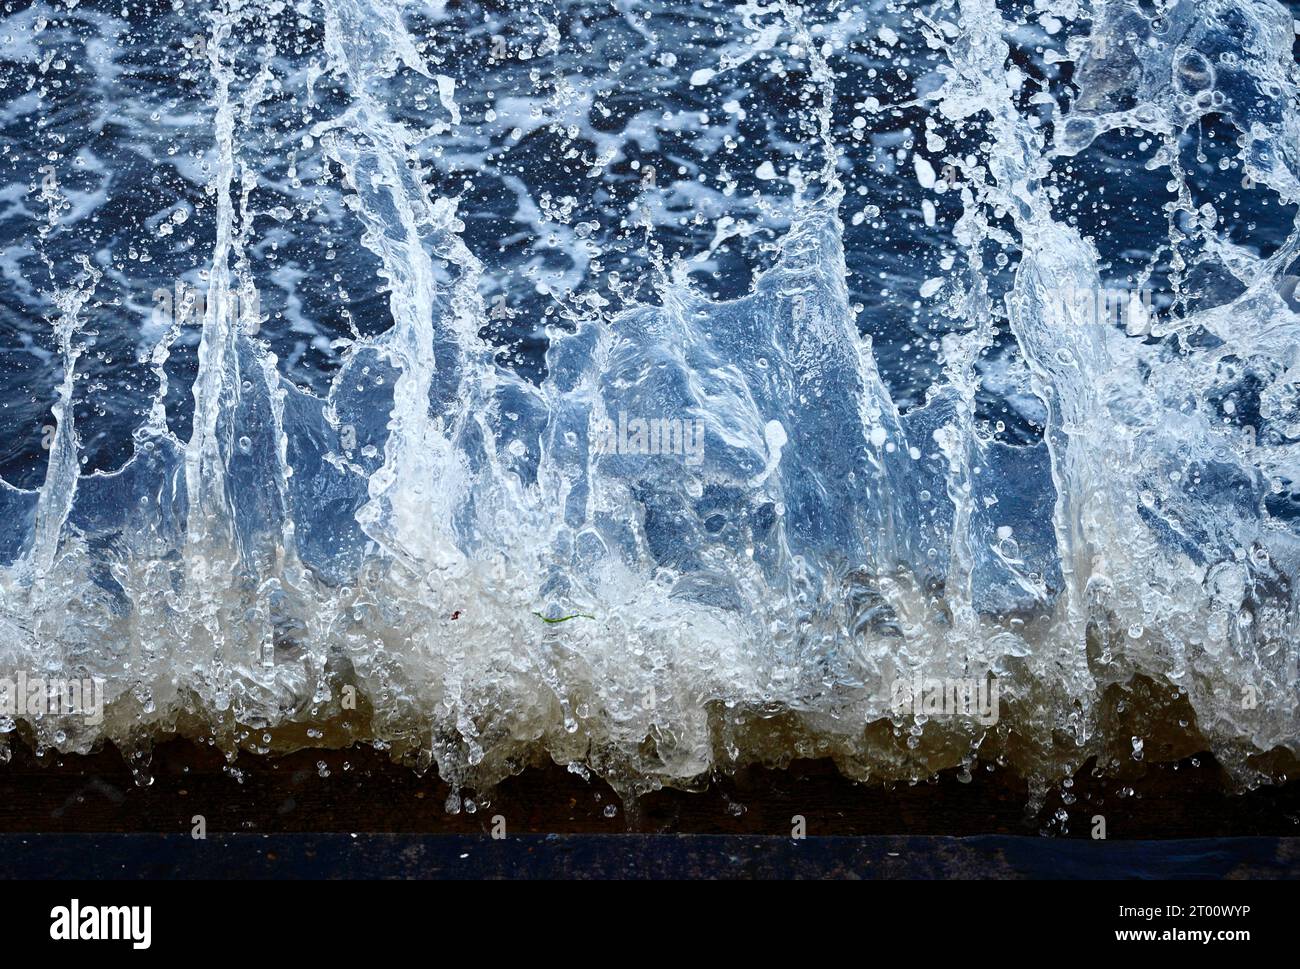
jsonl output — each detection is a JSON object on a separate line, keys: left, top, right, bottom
{"left": 532, "top": 611, "right": 596, "bottom": 624}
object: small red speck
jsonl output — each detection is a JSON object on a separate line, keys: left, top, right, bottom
{"left": 450, "top": 611, "right": 461, "bottom": 621}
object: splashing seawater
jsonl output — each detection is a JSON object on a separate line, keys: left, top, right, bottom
{"left": 0, "top": 0, "right": 1297, "bottom": 805}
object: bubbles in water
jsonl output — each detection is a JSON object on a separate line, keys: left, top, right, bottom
{"left": 0, "top": 0, "right": 1295, "bottom": 803}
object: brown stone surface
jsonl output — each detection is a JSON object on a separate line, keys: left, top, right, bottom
{"left": 1, "top": 736, "right": 1296, "bottom": 838}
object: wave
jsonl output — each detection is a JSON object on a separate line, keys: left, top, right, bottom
{"left": 0, "top": 0, "right": 1297, "bottom": 807}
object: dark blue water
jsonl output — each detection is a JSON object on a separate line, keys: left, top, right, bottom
{"left": 0, "top": 0, "right": 1297, "bottom": 808}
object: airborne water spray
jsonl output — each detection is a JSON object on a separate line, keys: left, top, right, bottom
{"left": 0, "top": 0, "right": 1294, "bottom": 810}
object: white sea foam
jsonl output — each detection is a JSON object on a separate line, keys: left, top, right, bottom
{"left": 0, "top": 0, "right": 1296, "bottom": 809}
